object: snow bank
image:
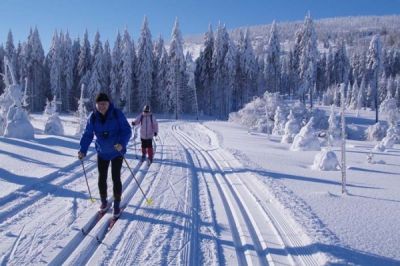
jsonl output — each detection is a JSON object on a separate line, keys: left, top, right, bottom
{"left": 291, "top": 117, "right": 321, "bottom": 151}
{"left": 3, "top": 106, "right": 35, "bottom": 139}
{"left": 44, "top": 114, "right": 65, "bottom": 135}
{"left": 312, "top": 149, "right": 340, "bottom": 171}
{"left": 366, "top": 122, "right": 388, "bottom": 141}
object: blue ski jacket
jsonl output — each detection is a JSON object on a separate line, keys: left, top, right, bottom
{"left": 79, "top": 104, "right": 132, "bottom": 160}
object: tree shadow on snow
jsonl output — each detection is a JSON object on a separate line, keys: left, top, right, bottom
{"left": 242, "top": 168, "right": 381, "bottom": 190}
{"left": 0, "top": 137, "right": 71, "bottom": 156}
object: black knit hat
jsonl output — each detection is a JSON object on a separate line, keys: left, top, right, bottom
{"left": 143, "top": 105, "right": 150, "bottom": 112}
{"left": 95, "top": 92, "right": 110, "bottom": 103}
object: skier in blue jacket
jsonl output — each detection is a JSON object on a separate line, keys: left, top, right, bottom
{"left": 78, "top": 92, "right": 132, "bottom": 217}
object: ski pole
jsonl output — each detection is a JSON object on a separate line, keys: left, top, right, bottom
{"left": 133, "top": 127, "right": 138, "bottom": 159}
{"left": 117, "top": 150, "right": 153, "bottom": 205}
{"left": 80, "top": 159, "right": 95, "bottom": 203}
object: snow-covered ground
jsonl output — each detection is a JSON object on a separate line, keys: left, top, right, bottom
{"left": 0, "top": 110, "right": 399, "bottom": 265}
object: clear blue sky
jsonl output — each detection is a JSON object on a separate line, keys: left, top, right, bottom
{"left": 1, "top": 0, "right": 400, "bottom": 52}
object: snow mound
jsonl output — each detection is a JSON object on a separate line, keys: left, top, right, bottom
{"left": 366, "top": 122, "right": 388, "bottom": 141}
{"left": 291, "top": 118, "right": 321, "bottom": 151}
{"left": 312, "top": 149, "right": 340, "bottom": 171}
{"left": 3, "top": 106, "right": 35, "bottom": 139}
{"left": 44, "top": 114, "right": 65, "bottom": 135}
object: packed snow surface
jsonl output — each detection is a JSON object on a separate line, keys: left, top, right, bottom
{"left": 0, "top": 110, "right": 399, "bottom": 265}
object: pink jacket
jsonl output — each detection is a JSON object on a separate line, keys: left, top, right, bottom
{"left": 132, "top": 112, "right": 158, "bottom": 140}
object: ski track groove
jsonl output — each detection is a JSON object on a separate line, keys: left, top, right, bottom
{"left": 173, "top": 124, "right": 250, "bottom": 266}
{"left": 177, "top": 122, "right": 322, "bottom": 266}
{"left": 200, "top": 123, "right": 326, "bottom": 265}
{"left": 123, "top": 129, "right": 188, "bottom": 265}
{"left": 194, "top": 122, "right": 324, "bottom": 265}
{"left": 172, "top": 124, "right": 223, "bottom": 265}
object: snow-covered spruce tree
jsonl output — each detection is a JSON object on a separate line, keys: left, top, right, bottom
{"left": 2, "top": 58, "right": 34, "bottom": 139}
{"left": 298, "top": 13, "right": 318, "bottom": 108}
{"left": 349, "top": 80, "right": 359, "bottom": 109}
{"left": 185, "top": 53, "right": 199, "bottom": 117}
{"left": 291, "top": 117, "right": 321, "bottom": 151}
{"left": 103, "top": 40, "right": 112, "bottom": 95}
{"left": 264, "top": 20, "right": 281, "bottom": 93}
{"left": 5, "top": 30, "right": 17, "bottom": 84}
{"left": 167, "top": 18, "right": 186, "bottom": 119}
{"left": 0, "top": 46, "right": 5, "bottom": 95}
{"left": 212, "top": 23, "right": 230, "bottom": 118}
{"left": 281, "top": 110, "right": 301, "bottom": 144}
{"left": 346, "top": 82, "right": 353, "bottom": 107}
{"left": 316, "top": 52, "right": 327, "bottom": 102}
{"left": 110, "top": 31, "right": 123, "bottom": 108}
{"left": 374, "top": 122, "right": 399, "bottom": 152}
{"left": 62, "top": 32, "right": 74, "bottom": 112}
{"left": 379, "top": 95, "right": 399, "bottom": 126}
{"left": 366, "top": 34, "right": 382, "bottom": 122}
{"left": 151, "top": 36, "right": 163, "bottom": 112}
{"left": 43, "top": 97, "right": 53, "bottom": 115}
{"left": 378, "top": 73, "right": 388, "bottom": 105}
{"left": 87, "top": 32, "right": 105, "bottom": 104}
{"left": 195, "top": 24, "right": 214, "bottom": 115}
{"left": 396, "top": 75, "right": 400, "bottom": 108}
{"left": 237, "top": 29, "right": 257, "bottom": 108}
{"left": 75, "top": 84, "right": 88, "bottom": 136}
{"left": 23, "top": 27, "right": 46, "bottom": 112}
{"left": 386, "top": 75, "right": 396, "bottom": 98}
{"left": 44, "top": 95, "right": 64, "bottom": 136}
{"left": 334, "top": 39, "right": 350, "bottom": 87}
{"left": 155, "top": 41, "right": 169, "bottom": 113}
{"left": 137, "top": 16, "right": 154, "bottom": 107}
{"left": 223, "top": 38, "right": 237, "bottom": 116}
{"left": 120, "top": 29, "right": 134, "bottom": 113}
{"left": 77, "top": 30, "right": 92, "bottom": 102}
{"left": 0, "top": 58, "right": 16, "bottom": 135}
{"left": 48, "top": 31, "right": 62, "bottom": 109}
{"left": 327, "top": 105, "right": 341, "bottom": 146}
{"left": 272, "top": 106, "right": 286, "bottom": 135}
{"left": 71, "top": 37, "right": 81, "bottom": 109}
{"left": 366, "top": 121, "right": 388, "bottom": 141}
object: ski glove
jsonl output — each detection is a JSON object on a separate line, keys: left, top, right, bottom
{"left": 154, "top": 132, "right": 157, "bottom": 137}
{"left": 78, "top": 151, "right": 85, "bottom": 160}
{"left": 114, "top": 144, "right": 123, "bottom": 152}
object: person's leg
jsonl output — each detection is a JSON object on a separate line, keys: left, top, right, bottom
{"left": 147, "top": 139, "right": 154, "bottom": 162}
{"left": 111, "top": 156, "right": 123, "bottom": 215}
{"left": 98, "top": 155, "right": 110, "bottom": 208}
{"left": 141, "top": 138, "right": 146, "bottom": 162}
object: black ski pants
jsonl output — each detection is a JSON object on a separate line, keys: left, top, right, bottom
{"left": 97, "top": 155, "right": 123, "bottom": 202}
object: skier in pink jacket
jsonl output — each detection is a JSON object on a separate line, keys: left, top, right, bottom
{"left": 131, "top": 105, "right": 159, "bottom": 163}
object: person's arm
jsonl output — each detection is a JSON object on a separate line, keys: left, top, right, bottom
{"left": 153, "top": 116, "right": 159, "bottom": 136}
{"left": 131, "top": 114, "right": 141, "bottom": 126}
{"left": 79, "top": 113, "right": 95, "bottom": 157}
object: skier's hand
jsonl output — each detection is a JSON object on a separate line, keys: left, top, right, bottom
{"left": 78, "top": 151, "right": 85, "bottom": 160}
{"left": 131, "top": 121, "right": 136, "bottom": 126}
{"left": 154, "top": 132, "right": 157, "bottom": 137}
{"left": 114, "top": 144, "right": 123, "bottom": 152}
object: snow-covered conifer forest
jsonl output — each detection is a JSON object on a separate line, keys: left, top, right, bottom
{"left": 0, "top": 15, "right": 399, "bottom": 118}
